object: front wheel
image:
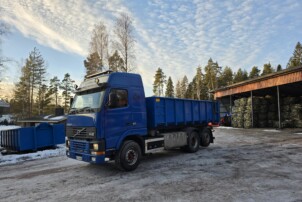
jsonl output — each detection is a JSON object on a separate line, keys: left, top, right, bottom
{"left": 115, "top": 140, "right": 141, "bottom": 171}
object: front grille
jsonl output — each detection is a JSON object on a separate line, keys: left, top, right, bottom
{"left": 70, "top": 140, "right": 90, "bottom": 153}
{"left": 66, "top": 127, "right": 96, "bottom": 139}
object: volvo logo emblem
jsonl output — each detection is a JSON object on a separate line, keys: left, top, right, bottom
{"left": 73, "top": 128, "right": 86, "bottom": 137}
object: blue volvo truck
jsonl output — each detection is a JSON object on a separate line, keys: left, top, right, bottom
{"left": 66, "top": 71, "right": 219, "bottom": 171}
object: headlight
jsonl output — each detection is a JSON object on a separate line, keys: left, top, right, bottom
{"left": 93, "top": 143, "right": 99, "bottom": 151}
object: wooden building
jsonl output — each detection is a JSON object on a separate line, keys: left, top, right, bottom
{"left": 214, "top": 66, "right": 302, "bottom": 128}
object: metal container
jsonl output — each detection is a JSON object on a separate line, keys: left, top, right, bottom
{"left": 146, "top": 97, "right": 220, "bottom": 130}
{"left": 0, "top": 123, "right": 65, "bottom": 152}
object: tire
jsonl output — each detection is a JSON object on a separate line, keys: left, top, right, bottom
{"left": 184, "top": 131, "right": 200, "bottom": 153}
{"left": 115, "top": 140, "right": 141, "bottom": 171}
{"left": 200, "top": 129, "right": 211, "bottom": 147}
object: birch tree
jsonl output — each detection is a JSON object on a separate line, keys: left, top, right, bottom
{"left": 89, "top": 21, "right": 109, "bottom": 69}
{"left": 113, "top": 12, "right": 135, "bottom": 72}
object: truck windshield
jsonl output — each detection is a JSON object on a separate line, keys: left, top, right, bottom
{"left": 70, "top": 89, "right": 105, "bottom": 114}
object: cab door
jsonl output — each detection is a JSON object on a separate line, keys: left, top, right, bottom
{"left": 104, "top": 88, "right": 132, "bottom": 150}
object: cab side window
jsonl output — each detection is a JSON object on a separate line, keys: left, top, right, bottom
{"left": 108, "top": 89, "right": 128, "bottom": 109}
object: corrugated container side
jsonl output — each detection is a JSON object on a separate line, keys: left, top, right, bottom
{"left": 0, "top": 123, "right": 65, "bottom": 152}
{"left": 146, "top": 97, "right": 220, "bottom": 130}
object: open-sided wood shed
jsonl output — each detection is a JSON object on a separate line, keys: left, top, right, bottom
{"left": 214, "top": 66, "right": 302, "bottom": 128}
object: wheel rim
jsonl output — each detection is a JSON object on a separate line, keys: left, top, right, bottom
{"left": 125, "top": 149, "right": 138, "bottom": 166}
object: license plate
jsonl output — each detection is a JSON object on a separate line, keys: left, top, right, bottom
{"left": 76, "top": 156, "right": 82, "bottom": 161}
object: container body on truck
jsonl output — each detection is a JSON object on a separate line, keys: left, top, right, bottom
{"left": 66, "top": 71, "right": 220, "bottom": 171}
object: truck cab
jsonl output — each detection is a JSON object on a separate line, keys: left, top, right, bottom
{"left": 66, "top": 71, "right": 147, "bottom": 165}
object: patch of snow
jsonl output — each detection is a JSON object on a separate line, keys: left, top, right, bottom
{"left": 218, "top": 126, "right": 239, "bottom": 129}
{"left": 0, "top": 125, "right": 20, "bottom": 131}
{"left": 0, "top": 144, "right": 66, "bottom": 166}
{"left": 48, "top": 116, "right": 66, "bottom": 121}
{"left": 43, "top": 115, "right": 53, "bottom": 119}
{"left": 295, "top": 133, "right": 302, "bottom": 135}
{"left": 263, "top": 129, "right": 281, "bottom": 132}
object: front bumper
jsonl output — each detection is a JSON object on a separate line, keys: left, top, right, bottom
{"left": 66, "top": 139, "right": 105, "bottom": 164}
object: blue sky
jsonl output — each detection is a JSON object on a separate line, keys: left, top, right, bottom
{"left": 1, "top": 0, "right": 302, "bottom": 97}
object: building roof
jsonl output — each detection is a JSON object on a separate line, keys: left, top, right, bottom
{"left": 0, "top": 100, "right": 10, "bottom": 108}
{"left": 214, "top": 66, "right": 302, "bottom": 98}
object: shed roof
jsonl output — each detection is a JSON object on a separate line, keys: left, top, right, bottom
{"left": 214, "top": 66, "right": 302, "bottom": 99}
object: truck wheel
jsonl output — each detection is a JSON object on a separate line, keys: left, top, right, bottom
{"left": 115, "top": 140, "right": 141, "bottom": 171}
{"left": 200, "top": 129, "right": 211, "bottom": 147}
{"left": 185, "top": 131, "right": 200, "bottom": 153}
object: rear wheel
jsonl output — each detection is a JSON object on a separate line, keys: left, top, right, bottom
{"left": 185, "top": 131, "right": 200, "bottom": 153}
{"left": 200, "top": 129, "right": 211, "bottom": 147}
{"left": 115, "top": 140, "right": 141, "bottom": 171}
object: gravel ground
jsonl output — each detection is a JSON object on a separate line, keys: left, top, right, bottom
{"left": 1, "top": 127, "right": 302, "bottom": 202}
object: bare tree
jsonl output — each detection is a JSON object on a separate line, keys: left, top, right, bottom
{"left": 89, "top": 21, "right": 109, "bottom": 69}
{"left": 0, "top": 16, "right": 10, "bottom": 83}
{"left": 113, "top": 12, "right": 135, "bottom": 72}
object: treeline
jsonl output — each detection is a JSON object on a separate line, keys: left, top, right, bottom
{"left": 10, "top": 48, "right": 75, "bottom": 118}
{"left": 153, "top": 42, "right": 302, "bottom": 100}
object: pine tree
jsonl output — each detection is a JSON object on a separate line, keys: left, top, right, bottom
{"left": 243, "top": 70, "right": 248, "bottom": 80}
{"left": 218, "top": 66, "right": 233, "bottom": 87}
{"left": 17, "top": 47, "right": 46, "bottom": 117}
{"left": 233, "top": 68, "right": 247, "bottom": 83}
{"left": 175, "top": 80, "right": 181, "bottom": 98}
{"left": 180, "top": 76, "right": 188, "bottom": 98}
{"left": 165, "top": 77, "right": 174, "bottom": 97}
{"left": 185, "top": 81, "right": 194, "bottom": 99}
{"left": 249, "top": 66, "right": 260, "bottom": 79}
{"left": 84, "top": 52, "right": 102, "bottom": 75}
{"left": 287, "top": 42, "right": 302, "bottom": 68}
{"left": 261, "top": 63, "right": 274, "bottom": 76}
{"left": 12, "top": 65, "right": 31, "bottom": 118}
{"left": 199, "top": 78, "right": 209, "bottom": 100}
{"left": 153, "top": 68, "right": 166, "bottom": 96}
{"left": 49, "top": 76, "right": 60, "bottom": 107}
{"left": 35, "top": 84, "right": 52, "bottom": 115}
{"left": 204, "top": 58, "right": 221, "bottom": 99}
{"left": 60, "top": 73, "right": 75, "bottom": 112}
{"left": 36, "top": 59, "right": 47, "bottom": 115}
{"left": 108, "top": 50, "right": 124, "bottom": 72}
{"left": 276, "top": 64, "right": 282, "bottom": 71}
{"left": 194, "top": 66, "right": 203, "bottom": 100}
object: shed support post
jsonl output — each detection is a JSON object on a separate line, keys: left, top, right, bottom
{"left": 229, "top": 95, "right": 232, "bottom": 114}
{"left": 251, "top": 91, "right": 253, "bottom": 128}
{"left": 277, "top": 86, "right": 281, "bottom": 129}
